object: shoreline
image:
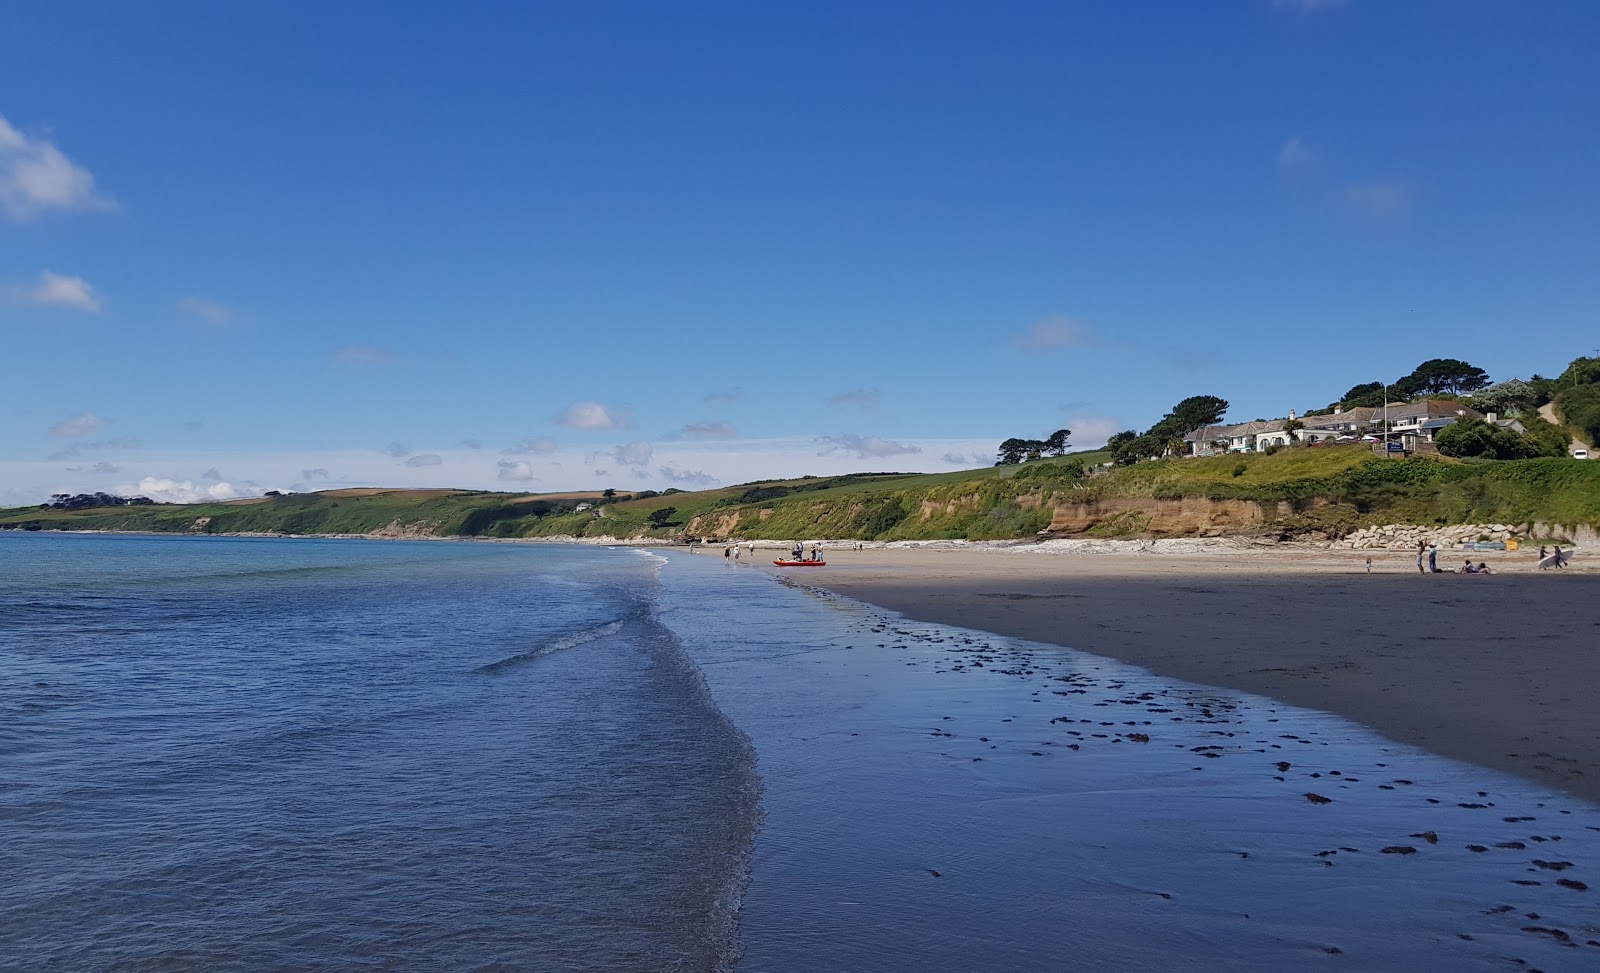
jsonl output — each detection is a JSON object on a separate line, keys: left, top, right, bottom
{"left": 777, "top": 545, "right": 1600, "bottom": 805}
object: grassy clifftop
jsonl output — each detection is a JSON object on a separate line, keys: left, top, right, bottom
{"left": 4, "top": 448, "right": 1598, "bottom": 542}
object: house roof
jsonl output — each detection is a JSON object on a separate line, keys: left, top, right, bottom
{"left": 1184, "top": 418, "right": 1286, "bottom": 442}
{"left": 1301, "top": 399, "right": 1481, "bottom": 429}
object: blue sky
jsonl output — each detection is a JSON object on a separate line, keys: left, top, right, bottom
{"left": 3, "top": 0, "right": 1597, "bottom": 502}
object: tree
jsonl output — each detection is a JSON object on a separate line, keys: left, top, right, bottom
{"left": 602, "top": 488, "right": 617, "bottom": 500}
{"left": 1555, "top": 384, "right": 1600, "bottom": 447}
{"left": 1471, "top": 379, "right": 1537, "bottom": 417}
{"left": 1166, "top": 395, "right": 1229, "bottom": 434}
{"left": 1434, "top": 419, "right": 1539, "bottom": 460}
{"left": 1557, "top": 356, "right": 1600, "bottom": 388}
{"left": 1339, "top": 381, "right": 1387, "bottom": 409}
{"left": 1105, "top": 430, "right": 1139, "bottom": 466}
{"left": 1394, "top": 358, "right": 1491, "bottom": 397}
{"left": 995, "top": 438, "right": 1032, "bottom": 466}
{"left": 1044, "top": 428, "right": 1072, "bottom": 456}
{"left": 647, "top": 506, "right": 679, "bottom": 529}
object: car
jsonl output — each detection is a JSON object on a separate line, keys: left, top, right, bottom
{"left": 1575, "top": 448, "right": 1591, "bottom": 460}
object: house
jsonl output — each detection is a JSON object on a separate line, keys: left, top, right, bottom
{"left": 1185, "top": 418, "right": 1289, "bottom": 455}
{"left": 1185, "top": 400, "right": 1483, "bottom": 456}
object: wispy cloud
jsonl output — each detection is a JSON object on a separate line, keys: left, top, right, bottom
{"left": 611, "top": 441, "right": 654, "bottom": 470}
{"left": 659, "top": 466, "right": 719, "bottom": 487}
{"left": 120, "top": 476, "right": 242, "bottom": 504}
{"left": 703, "top": 389, "right": 743, "bottom": 404}
{"left": 5, "top": 271, "right": 102, "bottom": 311}
{"left": 460, "top": 439, "right": 483, "bottom": 450}
{"left": 679, "top": 422, "right": 737, "bottom": 441}
{"left": 1274, "top": 0, "right": 1350, "bottom": 13}
{"left": 502, "top": 437, "right": 558, "bottom": 455}
{"left": 0, "top": 115, "right": 115, "bottom": 220}
{"left": 817, "top": 433, "right": 923, "bottom": 459}
{"left": 332, "top": 345, "right": 396, "bottom": 366}
{"left": 1010, "top": 314, "right": 1096, "bottom": 351}
{"left": 403, "top": 453, "right": 443, "bottom": 467}
{"left": 51, "top": 412, "right": 102, "bottom": 437}
{"left": 555, "top": 401, "right": 629, "bottom": 429}
{"left": 828, "top": 389, "right": 881, "bottom": 411}
{"left": 383, "top": 442, "right": 411, "bottom": 458}
{"left": 1061, "top": 415, "right": 1124, "bottom": 448}
{"left": 1344, "top": 180, "right": 1411, "bottom": 221}
{"left": 177, "top": 297, "right": 236, "bottom": 326}
{"left": 64, "top": 460, "right": 123, "bottom": 474}
{"left": 301, "top": 468, "right": 331, "bottom": 480}
{"left": 941, "top": 452, "right": 989, "bottom": 467}
{"left": 497, "top": 460, "right": 537, "bottom": 481}
{"left": 1277, "top": 136, "right": 1318, "bottom": 173}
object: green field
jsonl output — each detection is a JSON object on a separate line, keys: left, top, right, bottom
{"left": 4, "top": 447, "right": 1598, "bottom": 542}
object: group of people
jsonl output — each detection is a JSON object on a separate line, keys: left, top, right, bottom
{"left": 790, "top": 542, "right": 822, "bottom": 562}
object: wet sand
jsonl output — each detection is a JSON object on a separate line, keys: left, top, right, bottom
{"left": 786, "top": 545, "right": 1600, "bottom": 805}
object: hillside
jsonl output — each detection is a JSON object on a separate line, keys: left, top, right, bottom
{"left": 4, "top": 447, "right": 1598, "bottom": 544}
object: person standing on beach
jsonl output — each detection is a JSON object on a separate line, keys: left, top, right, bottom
{"left": 1365, "top": 557, "right": 1372, "bottom": 574}
{"left": 1416, "top": 547, "right": 1426, "bottom": 574}
{"left": 724, "top": 546, "right": 730, "bottom": 560}
{"left": 1428, "top": 543, "right": 1439, "bottom": 574}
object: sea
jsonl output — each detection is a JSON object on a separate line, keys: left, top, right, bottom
{"left": 3, "top": 533, "right": 1598, "bottom": 972}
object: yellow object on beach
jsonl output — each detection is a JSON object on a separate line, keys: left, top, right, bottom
{"left": 1506, "top": 539, "right": 1519, "bottom": 551}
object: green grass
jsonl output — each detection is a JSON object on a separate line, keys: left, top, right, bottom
{"left": 3, "top": 446, "right": 1596, "bottom": 543}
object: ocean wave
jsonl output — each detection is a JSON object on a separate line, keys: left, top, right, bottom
{"left": 475, "top": 619, "right": 626, "bottom": 673}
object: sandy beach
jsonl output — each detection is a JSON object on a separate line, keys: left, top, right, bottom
{"left": 780, "top": 543, "right": 1600, "bottom": 805}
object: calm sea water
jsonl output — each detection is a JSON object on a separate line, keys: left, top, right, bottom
{"left": 5, "top": 534, "right": 1599, "bottom": 971}
{"left": 0, "top": 534, "right": 757, "bottom": 972}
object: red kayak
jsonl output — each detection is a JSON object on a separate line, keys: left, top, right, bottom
{"left": 772, "top": 559, "right": 826, "bottom": 567}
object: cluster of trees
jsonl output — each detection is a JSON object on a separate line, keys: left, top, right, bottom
{"left": 1324, "top": 359, "right": 1492, "bottom": 412}
{"left": 995, "top": 429, "right": 1072, "bottom": 465}
{"left": 1551, "top": 356, "right": 1600, "bottom": 447}
{"left": 41, "top": 493, "right": 154, "bottom": 510}
{"left": 1435, "top": 416, "right": 1569, "bottom": 461}
{"left": 1105, "top": 395, "right": 1230, "bottom": 465}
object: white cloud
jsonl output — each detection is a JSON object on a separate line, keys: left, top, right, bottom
{"left": 1274, "top": 0, "right": 1349, "bottom": 12}
{"left": 611, "top": 441, "right": 654, "bottom": 470}
{"left": 0, "top": 115, "right": 115, "bottom": 220}
{"left": 200, "top": 467, "right": 224, "bottom": 482}
{"left": 659, "top": 466, "right": 719, "bottom": 487}
{"left": 177, "top": 297, "right": 236, "bottom": 326}
{"left": 51, "top": 412, "right": 102, "bottom": 437}
{"left": 555, "top": 401, "right": 627, "bottom": 429}
{"left": 828, "top": 389, "right": 881, "bottom": 411}
{"left": 5, "top": 271, "right": 102, "bottom": 311}
{"left": 1344, "top": 180, "right": 1411, "bottom": 220}
{"left": 404, "top": 453, "right": 443, "bottom": 467}
{"left": 1011, "top": 314, "right": 1095, "bottom": 351}
{"left": 121, "top": 476, "right": 242, "bottom": 504}
{"left": 1277, "top": 137, "right": 1317, "bottom": 172}
{"left": 941, "top": 452, "right": 989, "bottom": 467}
{"left": 502, "top": 437, "right": 558, "bottom": 455}
{"left": 680, "top": 422, "right": 737, "bottom": 441}
{"left": 497, "top": 460, "right": 537, "bottom": 481}
{"left": 332, "top": 345, "right": 397, "bottom": 365}
{"left": 90, "top": 461, "right": 122, "bottom": 474}
{"left": 1061, "top": 416, "right": 1124, "bottom": 449}
{"left": 817, "top": 434, "right": 923, "bottom": 459}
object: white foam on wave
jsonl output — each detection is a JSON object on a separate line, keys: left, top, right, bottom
{"left": 476, "top": 619, "right": 626, "bottom": 673}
